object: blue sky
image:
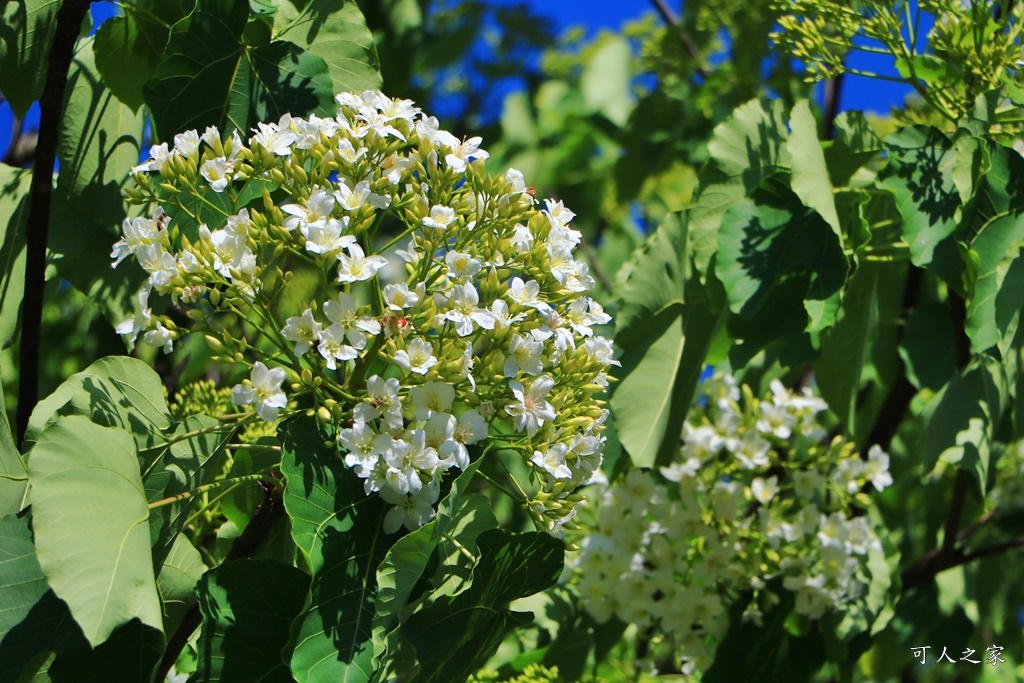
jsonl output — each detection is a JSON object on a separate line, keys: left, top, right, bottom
{"left": 0, "top": 0, "right": 912, "bottom": 162}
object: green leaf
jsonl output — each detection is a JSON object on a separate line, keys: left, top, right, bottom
{"left": 716, "top": 181, "right": 848, "bottom": 342}
{"left": 274, "top": 0, "right": 382, "bottom": 96}
{"left": 156, "top": 533, "right": 207, "bottom": 635}
{"left": 48, "top": 619, "right": 164, "bottom": 683}
{"left": 281, "top": 414, "right": 392, "bottom": 683}
{"left": 402, "top": 529, "right": 563, "bottom": 683}
{"left": 815, "top": 259, "right": 906, "bottom": 434}
{"left": 787, "top": 100, "right": 840, "bottom": 238}
{"left": 899, "top": 302, "right": 958, "bottom": 392}
{"left": 193, "top": 559, "right": 311, "bottom": 683}
{"left": 145, "top": 414, "right": 233, "bottom": 565}
{"left": 580, "top": 35, "right": 632, "bottom": 127}
{"left": 0, "top": 0, "right": 60, "bottom": 117}
{"left": 0, "top": 166, "right": 31, "bottom": 350}
{"left": 824, "top": 111, "right": 884, "bottom": 187}
{"left": 58, "top": 37, "right": 146, "bottom": 207}
{"left": 221, "top": 437, "right": 281, "bottom": 530}
{"left": 879, "top": 126, "right": 963, "bottom": 290}
{"left": 28, "top": 416, "right": 163, "bottom": 646}
{"left": 958, "top": 143, "right": 1024, "bottom": 356}
{"left": 689, "top": 98, "right": 791, "bottom": 275}
{"left": 919, "top": 358, "right": 1006, "bottom": 494}
{"left": 25, "top": 356, "right": 174, "bottom": 453}
{"left": 144, "top": 0, "right": 335, "bottom": 140}
{"left": 0, "top": 356, "right": 27, "bottom": 517}
{"left": 0, "top": 514, "right": 49, "bottom": 647}
{"left": 613, "top": 212, "right": 688, "bottom": 332}
{"left": 703, "top": 587, "right": 826, "bottom": 683}
{"left": 611, "top": 214, "right": 727, "bottom": 468}
{"left": 94, "top": 17, "right": 162, "bottom": 111}
{"left": 372, "top": 461, "right": 487, "bottom": 656}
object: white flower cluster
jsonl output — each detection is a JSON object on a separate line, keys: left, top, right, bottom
{"left": 114, "top": 90, "right": 613, "bottom": 534}
{"left": 571, "top": 373, "right": 892, "bottom": 675}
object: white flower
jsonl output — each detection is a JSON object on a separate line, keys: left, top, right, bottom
{"left": 132, "top": 142, "right": 170, "bottom": 173}
{"left": 504, "top": 333, "right": 544, "bottom": 377}
{"left": 505, "top": 375, "right": 557, "bottom": 437}
{"left": 143, "top": 322, "right": 174, "bottom": 354}
{"left": 865, "top": 445, "right": 893, "bottom": 491}
{"left": 282, "top": 189, "right": 335, "bottom": 233}
{"left": 200, "top": 157, "right": 232, "bottom": 192}
{"left": 436, "top": 131, "right": 488, "bottom": 172}
{"left": 116, "top": 288, "right": 153, "bottom": 342}
{"left": 173, "top": 129, "right": 200, "bottom": 157}
{"left": 317, "top": 324, "right": 359, "bottom": 370}
{"left": 531, "top": 443, "right": 572, "bottom": 480}
{"left": 381, "top": 481, "right": 439, "bottom": 533}
{"left": 334, "top": 180, "right": 390, "bottom": 211}
{"left": 323, "top": 292, "right": 380, "bottom": 347}
{"left": 252, "top": 120, "right": 297, "bottom": 156}
{"left": 231, "top": 362, "right": 287, "bottom": 421}
{"left": 445, "top": 250, "right": 481, "bottom": 281}
{"left": 507, "top": 277, "right": 550, "bottom": 313}
{"left": 136, "top": 244, "right": 178, "bottom": 292}
{"left": 383, "top": 282, "right": 419, "bottom": 310}
{"left": 422, "top": 205, "right": 456, "bottom": 230}
{"left": 111, "top": 211, "right": 165, "bottom": 267}
{"left": 444, "top": 284, "right": 495, "bottom": 337}
{"left": 337, "top": 243, "right": 388, "bottom": 282}
{"left": 750, "top": 476, "right": 779, "bottom": 504}
{"left": 354, "top": 375, "right": 403, "bottom": 429}
{"left": 394, "top": 337, "right": 437, "bottom": 375}
{"left": 282, "top": 309, "right": 322, "bottom": 356}
{"left": 409, "top": 382, "right": 455, "bottom": 420}
{"left": 304, "top": 218, "right": 355, "bottom": 255}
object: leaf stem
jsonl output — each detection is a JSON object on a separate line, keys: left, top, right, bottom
{"left": 148, "top": 473, "right": 268, "bottom": 510}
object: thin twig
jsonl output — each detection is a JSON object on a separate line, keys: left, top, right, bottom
{"left": 15, "top": 0, "right": 93, "bottom": 445}
{"left": 577, "top": 238, "right": 613, "bottom": 292}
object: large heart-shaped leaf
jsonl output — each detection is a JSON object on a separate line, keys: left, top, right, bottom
{"left": 144, "top": 0, "right": 335, "bottom": 140}
{"left": 274, "top": 0, "right": 382, "bottom": 96}
{"left": 281, "top": 415, "right": 392, "bottom": 683}
{"left": 0, "top": 0, "right": 59, "bottom": 116}
{"left": 29, "top": 416, "right": 163, "bottom": 646}
{"left": 402, "top": 529, "right": 563, "bottom": 683}
{"left": 192, "top": 559, "right": 310, "bottom": 683}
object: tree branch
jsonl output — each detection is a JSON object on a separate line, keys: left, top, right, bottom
{"left": 14, "top": 0, "right": 93, "bottom": 445}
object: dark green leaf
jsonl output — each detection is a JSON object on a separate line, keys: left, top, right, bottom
{"left": 0, "top": 514, "right": 49, "bottom": 647}
{"left": 29, "top": 416, "right": 163, "bottom": 646}
{"left": 611, "top": 213, "right": 727, "bottom": 468}
{"left": 919, "top": 358, "right": 1006, "bottom": 495}
{"left": 145, "top": 0, "right": 335, "bottom": 140}
{"left": 372, "top": 461, "right": 488, "bottom": 657}
{"left": 0, "top": 355, "right": 27, "bottom": 516}
{"left": 274, "top": 0, "right": 382, "bottom": 96}
{"left": 25, "top": 356, "right": 173, "bottom": 453}
{"left": 403, "top": 529, "right": 563, "bottom": 683}
{"left": 815, "top": 260, "right": 906, "bottom": 434}
{"left": 703, "top": 588, "right": 826, "bottom": 683}
{"left": 879, "top": 126, "right": 963, "bottom": 291}
{"left": 0, "top": 0, "right": 59, "bottom": 117}
{"left": 192, "top": 559, "right": 311, "bottom": 683}
{"left": 280, "top": 414, "right": 392, "bottom": 683}
{"left": 689, "top": 98, "right": 791, "bottom": 274}
{"left": 787, "top": 100, "right": 840, "bottom": 237}
{"left": 156, "top": 533, "right": 207, "bottom": 635}
{"left": 958, "top": 143, "right": 1024, "bottom": 356}
{"left": 824, "top": 111, "right": 883, "bottom": 187}
{"left": 145, "top": 415, "right": 233, "bottom": 566}
{"left": 716, "top": 181, "right": 848, "bottom": 342}
{"left": 0, "top": 166, "right": 31, "bottom": 350}
{"left": 94, "top": 16, "right": 157, "bottom": 111}
{"left": 899, "top": 302, "right": 958, "bottom": 392}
